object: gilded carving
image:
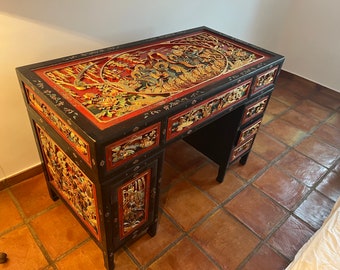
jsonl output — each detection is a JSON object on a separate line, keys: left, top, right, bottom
{"left": 255, "top": 67, "right": 278, "bottom": 90}
{"left": 107, "top": 124, "right": 160, "bottom": 169}
{"left": 243, "top": 97, "right": 268, "bottom": 123}
{"left": 35, "top": 32, "right": 263, "bottom": 129}
{"left": 239, "top": 119, "right": 262, "bottom": 144}
{"left": 26, "top": 86, "right": 91, "bottom": 165}
{"left": 36, "top": 125, "right": 99, "bottom": 239}
{"left": 118, "top": 171, "right": 150, "bottom": 238}
{"left": 168, "top": 81, "right": 251, "bottom": 139}
{"left": 232, "top": 138, "right": 253, "bottom": 161}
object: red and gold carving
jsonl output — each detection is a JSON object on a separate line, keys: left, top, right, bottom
{"left": 231, "top": 138, "right": 254, "bottom": 162}
{"left": 34, "top": 31, "right": 266, "bottom": 129}
{"left": 106, "top": 123, "right": 160, "bottom": 170}
{"left": 238, "top": 119, "right": 262, "bottom": 144}
{"left": 118, "top": 170, "right": 151, "bottom": 239}
{"left": 253, "top": 66, "right": 278, "bottom": 93}
{"left": 167, "top": 80, "right": 251, "bottom": 140}
{"left": 36, "top": 124, "right": 100, "bottom": 239}
{"left": 26, "top": 86, "right": 91, "bottom": 166}
{"left": 242, "top": 96, "right": 269, "bottom": 124}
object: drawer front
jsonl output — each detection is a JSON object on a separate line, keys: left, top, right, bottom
{"left": 241, "top": 95, "right": 269, "bottom": 125}
{"left": 35, "top": 123, "right": 100, "bottom": 240}
{"left": 230, "top": 138, "right": 254, "bottom": 162}
{"left": 237, "top": 118, "right": 262, "bottom": 145}
{"left": 105, "top": 123, "right": 161, "bottom": 171}
{"left": 252, "top": 66, "right": 279, "bottom": 95}
{"left": 167, "top": 80, "right": 251, "bottom": 140}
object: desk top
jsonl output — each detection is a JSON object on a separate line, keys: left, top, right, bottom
{"left": 18, "top": 27, "right": 282, "bottom": 132}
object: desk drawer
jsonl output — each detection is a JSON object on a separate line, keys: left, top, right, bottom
{"left": 167, "top": 80, "right": 251, "bottom": 140}
{"left": 230, "top": 138, "right": 254, "bottom": 162}
{"left": 236, "top": 118, "right": 262, "bottom": 145}
{"left": 241, "top": 95, "right": 269, "bottom": 125}
{"left": 105, "top": 123, "right": 161, "bottom": 171}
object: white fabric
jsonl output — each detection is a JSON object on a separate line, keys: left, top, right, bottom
{"left": 286, "top": 198, "right": 340, "bottom": 270}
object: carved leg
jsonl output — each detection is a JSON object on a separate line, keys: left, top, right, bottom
{"left": 239, "top": 153, "right": 250, "bottom": 165}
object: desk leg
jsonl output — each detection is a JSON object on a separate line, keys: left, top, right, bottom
{"left": 216, "top": 165, "right": 227, "bottom": 183}
{"left": 239, "top": 152, "right": 249, "bottom": 165}
{"left": 103, "top": 250, "right": 115, "bottom": 270}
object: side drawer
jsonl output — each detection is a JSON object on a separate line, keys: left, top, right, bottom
{"left": 230, "top": 138, "right": 254, "bottom": 163}
{"left": 236, "top": 118, "right": 262, "bottom": 145}
{"left": 241, "top": 95, "right": 269, "bottom": 125}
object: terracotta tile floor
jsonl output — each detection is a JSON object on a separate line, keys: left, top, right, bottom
{"left": 1, "top": 71, "right": 340, "bottom": 269}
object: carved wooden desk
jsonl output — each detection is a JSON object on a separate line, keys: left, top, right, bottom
{"left": 17, "top": 27, "right": 284, "bottom": 270}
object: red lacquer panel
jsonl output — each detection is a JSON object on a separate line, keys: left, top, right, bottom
{"left": 34, "top": 30, "right": 267, "bottom": 130}
{"left": 117, "top": 170, "right": 151, "bottom": 239}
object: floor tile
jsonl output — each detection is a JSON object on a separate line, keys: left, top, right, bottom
{"left": 317, "top": 171, "right": 340, "bottom": 202}
{"left": 318, "top": 85, "right": 340, "bottom": 103}
{"left": 0, "top": 190, "right": 23, "bottom": 234}
{"left": 147, "top": 237, "right": 219, "bottom": 270}
{"left": 262, "top": 119, "right": 307, "bottom": 146}
{"left": 268, "top": 216, "right": 314, "bottom": 260}
{"left": 294, "top": 100, "right": 332, "bottom": 121}
{"left": 128, "top": 213, "right": 182, "bottom": 266}
{"left": 277, "top": 150, "right": 328, "bottom": 187}
{"left": 334, "top": 162, "right": 340, "bottom": 173}
{"left": 327, "top": 112, "right": 340, "bottom": 128}
{"left": 294, "top": 191, "right": 334, "bottom": 230}
{"left": 295, "top": 136, "right": 340, "bottom": 168}
{"left": 309, "top": 90, "right": 340, "bottom": 110}
{"left": 242, "top": 244, "right": 289, "bottom": 270}
{"left": 189, "top": 163, "right": 244, "bottom": 203}
{"left": 162, "top": 180, "right": 216, "bottom": 231}
{"left": 55, "top": 240, "right": 108, "bottom": 270}
{"left": 164, "top": 140, "right": 207, "bottom": 175}
{"left": 10, "top": 173, "right": 55, "bottom": 218}
{"left": 0, "top": 225, "right": 48, "bottom": 269}
{"left": 271, "top": 86, "right": 301, "bottom": 107}
{"left": 225, "top": 186, "right": 287, "bottom": 238}
{"left": 279, "top": 109, "right": 320, "bottom": 132}
{"left": 264, "top": 98, "right": 290, "bottom": 118}
{"left": 313, "top": 123, "right": 340, "bottom": 148}
{"left": 230, "top": 153, "right": 268, "bottom": 181}
{"left": 252, "top": 131, "right": 288, "bottom": 162}
{"left": 161, "top": 161, "right": 182, "bottom": 190}
{"left": 287, "top": 76, "right": 318, "bottom": 98}
{"left": 254, "top": 167, "right": 309, "bottom": 210}
{"left": 191, "top": 210, "right": 260, "bottom": 269}
{"left": 30, "top": 204, "right": 89, "bottom": 259}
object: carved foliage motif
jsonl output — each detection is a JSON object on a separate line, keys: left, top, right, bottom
{"left": 238, "top": 119, "right": 262, "bottom": 144}
{"left": 118, "top": 170, "right": 150, "bottom": 239}
{"left": 232, "top": 138, "right": 254, "bottom": 161}
{"left": 26, "top": 86, "right": 91, "bottom": 165}
{"left": 106, "top": 124, "right": 160, "bottom": 170}
{"left": 242, "top": 96, "right": 269, "bottom": 124}
{"left": 168, "top": 81, "right": 251, "bottom": 139}
{"left": 35, "top": 32, "right": 263, "bottom": 128}
{"left": 36, "top": 125, "right": 99, "bottom": 239}
{"left": 254, "top": 67, "right": 278, "bottom": 92}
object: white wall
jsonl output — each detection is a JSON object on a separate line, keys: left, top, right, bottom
{"left": 277, "top": 0, "right": 340, "bottom": 92}
{"left": 0, "top": 0, "right": 339, "bottom": 181}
